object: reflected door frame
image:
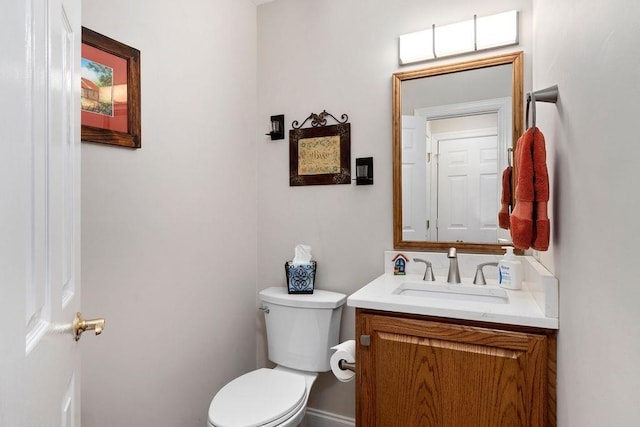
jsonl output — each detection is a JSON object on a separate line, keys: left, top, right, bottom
{"left": 414, "top": 96, "right": 512, "bottom": 174}
{"left": 431, "top": 128, "right": 498, "bottom": 243}
{"left": 414, "top": 97, "right": 512, "bottom": 244}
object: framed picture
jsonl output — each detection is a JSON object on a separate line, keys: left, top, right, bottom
{"left": 289, "top": 118, "right": 351, "bottom": 186}
{"left": 81, "top": 27, "right": 141, "bottom": 148}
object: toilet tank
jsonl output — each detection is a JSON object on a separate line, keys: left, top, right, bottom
{"left": 259, "top": 287, "right": 346, "bottom": 373}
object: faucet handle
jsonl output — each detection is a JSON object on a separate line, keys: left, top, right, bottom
{"left": 413, "top": 258, "right": 435, "bottom": 281}
{"left": 447, "top": 247, "right": 457, "bottom": 258}
{"left": 473, "top": 262, "right": 499, "bottom": 285}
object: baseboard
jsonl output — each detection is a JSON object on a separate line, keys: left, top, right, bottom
{"left": 302, "top": 408, "right": 355, "bottom": 427}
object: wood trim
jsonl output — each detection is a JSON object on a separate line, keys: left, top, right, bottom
{"left": 355, "top": 310, "right": 372, "bottom": 427}
{"left": 393, "top": 51, "right": 524, "bottom": 254}
{"left": 368, "top": 313, "right": 532, "bottom": 351}
{"left": 547, "top": 332, "right": 557, "bottom": 425}
{"left": 357, "top": 307, "right": 557, "bottom": 336}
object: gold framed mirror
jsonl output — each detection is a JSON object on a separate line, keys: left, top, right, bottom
{"left": 393, "top": 51, "right": 523, "bottom": 254}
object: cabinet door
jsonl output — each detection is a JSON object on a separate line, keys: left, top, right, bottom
{"left": 357, "top": 313, "right": 549, "bottom": 427}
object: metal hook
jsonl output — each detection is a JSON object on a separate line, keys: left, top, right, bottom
{"left": 526, "top": 92, "right": 537, "bottom": 130}
{"left": 531, "top": 92, "right": 537, "bottom": 132}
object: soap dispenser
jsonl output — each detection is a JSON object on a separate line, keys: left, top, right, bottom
{"left": 498, "top": 246, "right": 523, "bottom": 290}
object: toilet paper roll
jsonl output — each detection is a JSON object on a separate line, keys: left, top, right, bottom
{"left": 330, "top": 340, "right": 356, "bottom": 382}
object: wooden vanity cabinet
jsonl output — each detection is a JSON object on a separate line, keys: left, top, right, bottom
{"left": 355, "top": 309, "right": 556, "bottom": 427}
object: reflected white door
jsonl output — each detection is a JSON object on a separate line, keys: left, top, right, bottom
{"left": 401, "top": 115, "right": 428, "bottom": 241}
{"left": 1, "top": 0, "right": 83, "bottom": 425}
{"left": 436, "top": 132, "right": 498, "bottom": 243}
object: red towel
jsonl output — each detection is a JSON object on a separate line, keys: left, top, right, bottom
{"left": 510, "top": 127, "right": 550, "bottom": 250}
{"left": 498, "top": 166, "right": 512, "bottom": 229}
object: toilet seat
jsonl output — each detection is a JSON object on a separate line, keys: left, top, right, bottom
{"left": 208, "top": 368, "right": 307, "bottom": 427}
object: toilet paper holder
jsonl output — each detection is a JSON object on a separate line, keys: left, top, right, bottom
{"left": 338, "top": 359, "right": 355, "bottom": 373}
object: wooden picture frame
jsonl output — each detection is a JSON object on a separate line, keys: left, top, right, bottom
{"left": 289, "top": 122, "right": 351, "bottom": 186}
{"left": 81, "top": 27, "right": 141, "bottom": 148}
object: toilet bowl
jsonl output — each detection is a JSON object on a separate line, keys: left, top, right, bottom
{"left": 207, "top": 287, "right": 346, "bottom": 427}
{"left": 207, "top": 367, "right": 316, "bottom": 427}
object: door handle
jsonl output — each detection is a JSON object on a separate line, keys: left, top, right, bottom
{"left": 73, "top": 312, "right": 105, "bottom": 341}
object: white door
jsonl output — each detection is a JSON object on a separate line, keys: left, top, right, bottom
{"left": 0, "top": 0, "right": 96, "bottom": 425}
{"left": 436, "top": 133, "right": 498, "bottom": 243}
{"left": 401, "top": 115, "right": 429, "bottom": 241}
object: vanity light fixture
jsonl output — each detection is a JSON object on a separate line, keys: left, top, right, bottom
{"left": 399, "top": 10, "right": 518, "bottom": 65}
{"left": 266, "top": 114, "right": 285, "bottom": 140}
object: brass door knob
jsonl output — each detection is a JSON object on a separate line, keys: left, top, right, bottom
{"left": 73, "top": 312, "right": 105, "bottom": 341}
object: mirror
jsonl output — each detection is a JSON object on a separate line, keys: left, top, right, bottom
{"left": 393, "top": 52, "right": 523, "bottom": 254}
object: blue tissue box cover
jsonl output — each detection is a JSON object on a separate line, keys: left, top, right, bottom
{"left": 285, "top": 261, "right": 316, "bottom": 294}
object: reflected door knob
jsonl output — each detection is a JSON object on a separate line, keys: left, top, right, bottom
{"left": 73, "top": 312, "right": 105, "bottom": 341}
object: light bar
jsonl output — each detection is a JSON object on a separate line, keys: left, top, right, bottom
{"left": 399, "top": 10, "right": 519, "bottom": 65}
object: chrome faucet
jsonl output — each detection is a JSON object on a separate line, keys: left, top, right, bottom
{"left": 413, "top": 258, "right": 435, "bottom": 281}
{"left": 473, "top": 262, "right": 499, "bottom": 285}
{"left": 447, "top": 247, "right": 461, "bottom": 284}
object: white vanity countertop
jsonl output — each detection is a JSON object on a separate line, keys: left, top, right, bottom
{"left": 347, "top": 253, "right": 559, "bottom": 330}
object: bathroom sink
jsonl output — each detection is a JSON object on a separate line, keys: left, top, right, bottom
{"left": 392, "top": 282, "right": 509, "bottom": 304}
{"left": 347, "top": 254, "right": 558, "bottom": 328}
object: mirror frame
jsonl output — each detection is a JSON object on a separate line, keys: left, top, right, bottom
{"left": 393, "top": 51, "right": 524, "bottom": 254}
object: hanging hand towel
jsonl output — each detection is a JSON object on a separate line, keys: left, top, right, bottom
{"left": 498, "top": 166, "right": 512, "bottom": 229}
{"left": 510, "top": 127, "right": 550, "bottom": 250}
{"left": 531, "top": 128, "right": 550, "bottom": 251}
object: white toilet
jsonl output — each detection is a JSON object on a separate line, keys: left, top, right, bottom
{"left": 207, "top": 286, "right": 347, "bottom": 427}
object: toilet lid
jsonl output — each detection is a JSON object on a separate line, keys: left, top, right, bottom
{"left": 208, "top": 368, "right": 306, "bottom": 427}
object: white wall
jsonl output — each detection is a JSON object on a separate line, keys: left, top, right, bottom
{"left": 79, "top": 0, "right": 640, "bottom": 424}
{"left": 256, "top": 0, "right": 533, "bottom": 418}
{"left": 81, "top": 1, "right": 258, "bottom": 425}
{"left": 533, "top": 1, "right": 640, "bottom": 425}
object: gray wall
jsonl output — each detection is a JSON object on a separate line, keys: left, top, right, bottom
{"left": 256, "top": 0, "right": 533, "bottom": 418}
{"left": 533, "top": 1, "right": 640, "bottom": 425}
{"left": 81, "top": 1, "right": 258, "bottom": 425}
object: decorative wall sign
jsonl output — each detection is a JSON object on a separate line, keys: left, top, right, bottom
{"left": 289, "top": 111, "right": 351, "bottom": 186}
{"left": 81, "top": 27, "right": 141, "bottom": 148}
